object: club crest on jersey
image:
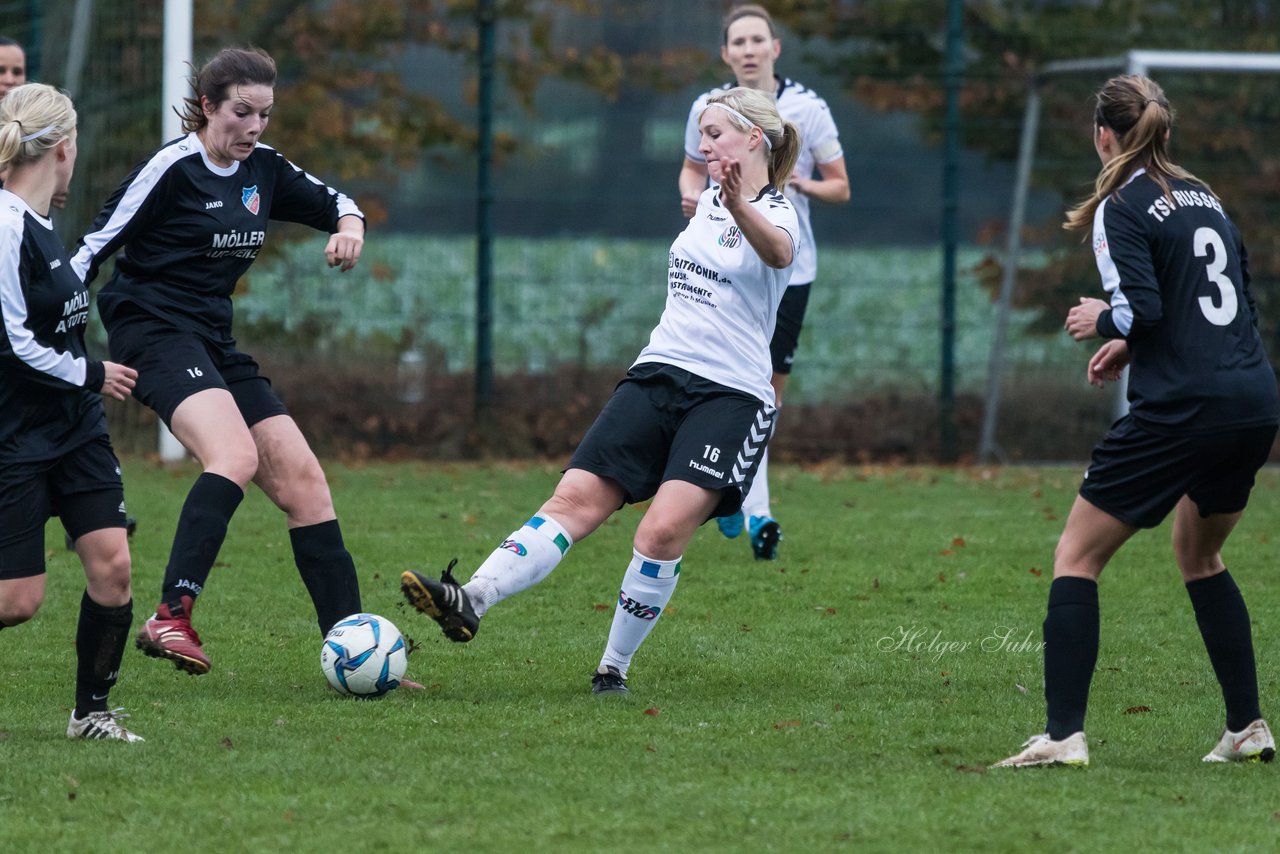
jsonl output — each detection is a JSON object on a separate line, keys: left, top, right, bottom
{"left": 718, "top": 225, "right": 742, "bottom": 249}
{"left": 500, "top": 538, "right": 528, "bottom": 557}
{"left": 1093, "top": 233, "right": 1107, "bottom": 257}
{"left": 242, "top": 185, "right": 261, "bottom": 215}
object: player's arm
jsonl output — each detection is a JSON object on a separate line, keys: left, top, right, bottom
{"left": 719, "top": 159, "right": 794, "bottom": 270}
{"left": 1067, "top": 200, "right": 1159, "bottom": 341}
{"left": 791, "top": 153, "right": 850, "bottom": 205}
{"left": 679, "top": 157, "right": 709, "bottom": 218}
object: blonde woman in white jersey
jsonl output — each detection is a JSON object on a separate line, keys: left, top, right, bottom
{"left": 680, "top": 4, "right": 850, "bottom": 560}
{"left": 403, "top": 87, "right": 801, "bottom": 695}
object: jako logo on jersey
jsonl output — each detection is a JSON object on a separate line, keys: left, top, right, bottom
{"left": 618, "top": 591, "right": 661, "bottom": 620}
{"left": 719, "top": 225, "right": 742, "bottom": 248}
{"left": 205, "top": 200, "right": 223, "bottom": 210}
{"left": 499, "top": 538, "right": 528, "bottom": 556}
{"left": 242, "top": 185, "right": 261, "bottom": 215}
{"left": 49, "top": 258, "right": 62, "bottom": 270}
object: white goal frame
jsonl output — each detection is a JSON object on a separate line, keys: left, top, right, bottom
{"left": 978, "top": 50, "right": 1280, "bottom": 464}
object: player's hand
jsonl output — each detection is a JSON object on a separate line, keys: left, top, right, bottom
{"left": 325, "top": 218, "right": 364, "bottom": 272}
{"left": 1087, "top": 339, "right": 1129, "bottom": 388}
{"left": 719, "top": 158, "right": 743, "bottom": 209}
{"left": 101, "top": 361, "right": 138, "bottom": 401}
{"left": 1065, "top": 297, "right": 1109, "bottom": 340}
{"left": 789, "top": 177, "right": 811, "bottom": 197}
{"left": 680, "top": 192, "right": 700, "bottom": 218}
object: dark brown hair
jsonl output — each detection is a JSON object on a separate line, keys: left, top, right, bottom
{"left": 722, "top": 4, "right": 777, "bottom": 44}
{"left": 178, "top": 47, "right": 277, "bottom": 134}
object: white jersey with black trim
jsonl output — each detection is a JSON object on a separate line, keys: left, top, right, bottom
{"left": 685, "top": 77, "right": 841, "bottom": 286}
{"left": 72, "top": 132, "right": 363, "bottom": 345}
{"left": 634, "top": 184, "right": 798, "bottom": 406}
{"left": 0, "top": 190, "right": 106, "bottom": 462}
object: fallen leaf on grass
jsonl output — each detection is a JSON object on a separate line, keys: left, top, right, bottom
{"left": 740, "top": 624, "right": 752, "bottom": 632}
{"left": 593, "top": 603, "right": 610, "bottom": 612}
{"left": 951, "top": 537, "right": 966, "bottom": 548}
{"left": 643, "top": 707, "right": 659, "bottom": 717}
{"left": 872, "top": 578, "right": 880, "bottom": 589}
{"left": 1028, "top": 567, "right": 1042, "bottom": 577}
{"left": 221, "top": 737, "right": 234, "bottom": 749}
{"left": 773, "top": 720, "right": 802, "bottom": 729}
{"left": 1124, "top": 706, "right": 1152, "bottom": 715}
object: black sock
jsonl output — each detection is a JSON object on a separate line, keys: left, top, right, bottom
{"left": 291, "top": 519, "right": 362, "bottom": 636}
{"left": 74, "top": 591, "right": 133, "bottom": 717}
{"left": 1186, "top": 570, "right": 1261, "bottom": 732}
{"left": 1043, "top": 576, "right": 1099, "bottom": 741}
{"left": 160, "top": 473, "right": 244, "bottom": 607}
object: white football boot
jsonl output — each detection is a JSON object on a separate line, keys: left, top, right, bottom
{"left": 1203, "top": 718, "right": 1275, "bottom": 763}
{"left": 992, "top": 731, "right": 1088, "bottom": 768}
{"left": 67, "top": 709, "right": 145, "bottom": 743}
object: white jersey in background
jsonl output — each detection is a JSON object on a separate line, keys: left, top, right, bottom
{"left": 684, "top": 78, "right": 842, "bottom": 287}
{"left": 634, "top": 184, "right": 798, "bottom": 406}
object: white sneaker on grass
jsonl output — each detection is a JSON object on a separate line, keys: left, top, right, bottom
{"left": 991, "top": 731, "right": 1088, "bottom": 768}
{"left": 1203, "top": 718, "right": 1275, "bottom": 763}
{"left": 67, "top": 708, "right": 144, "bottom": 743}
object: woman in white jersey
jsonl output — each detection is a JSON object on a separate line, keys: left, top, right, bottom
{"left": 402, "top": 87, "right": 800, "bottom": 695}
{"left": 679, "top": 4, "right": 849, "bottom": 561}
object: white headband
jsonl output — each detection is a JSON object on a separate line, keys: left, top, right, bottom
{"left": 703, "top": 102, "right": 773, "bottom": 151}
{"left": 19, "top": 124, "right": 56, "bottom": 144}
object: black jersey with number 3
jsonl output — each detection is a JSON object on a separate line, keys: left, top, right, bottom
{"left": 72, "top": 132, "right": 363, "bottom": 345}
{"left": 1092, "top": 170, "right": 1279, "bottom": 433}
{"left": 0, "top": 190, "right": 106, "bottom": 462}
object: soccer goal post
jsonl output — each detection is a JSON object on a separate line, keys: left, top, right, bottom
{"left": 978, "top": 50, "right": 1280, "bottom": 464}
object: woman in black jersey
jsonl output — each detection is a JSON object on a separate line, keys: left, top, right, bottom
{"left": 73, "top": 47, "right": 366, "bottom": 676}
{"left": 995, "top": 75, "right": 1278, "bottom": 768}
{"left": 0, "top": 83, "right": 143, "bottom": 741}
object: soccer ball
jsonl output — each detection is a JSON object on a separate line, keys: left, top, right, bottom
{"left": 320, "top": 613, "right": 408, "bottom": 697}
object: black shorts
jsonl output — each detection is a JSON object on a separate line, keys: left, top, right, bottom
{"left": 568, "top": 363, "right": 776, "bottom": 518}
{"left": 0, "top": 435, "right": 128, "bottom": 579}
{"left": 107, "top": 311, "right": 287, "bottom": 427}
{"left": 1079, "top": 416, "right": 1277, "bottom": 529}
{"left": 770, "top": 283, "right": 811, "bottom": 375}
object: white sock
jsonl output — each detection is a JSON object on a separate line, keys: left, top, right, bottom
{"left": 462, "top": 514, "right": 573, "bottom": 617}
{"left": 741, "top": 447, "right": 771, "bottom": 519}
{"left": 599, "top": 550, "right": 681, "bottom": 677}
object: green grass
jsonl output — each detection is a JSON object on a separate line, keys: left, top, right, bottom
{"left": 4, "top": 460, "right": 1280, "bottom": 851}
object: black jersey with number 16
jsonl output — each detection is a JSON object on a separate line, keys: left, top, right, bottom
{"left": 1092, "top": 170, "right": 1279, "bottom": 433}
{"left": 72, "top": 132, "right": 363, "bottom": 346}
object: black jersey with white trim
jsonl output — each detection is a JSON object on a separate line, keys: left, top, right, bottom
{"left": 73, "top": 133, "right": 363, "bottom": 345}
{"left": 0, "top": 190, "right": 107, "bottom": 462}
{"left": 1092, "top": 170, "right": 1278, "bottom": 433}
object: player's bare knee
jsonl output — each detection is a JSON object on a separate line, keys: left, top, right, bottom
{"left": 85, "top": 550, "right": 132, "bottom": 605}
{"left": 0, "top": 594, "right": 42, "bottom": 625}
{"left": 633, "top": 522, "right": 685, "bottom": 561}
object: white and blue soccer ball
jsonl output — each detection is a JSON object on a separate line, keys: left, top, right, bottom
{"left": 320, "top": 613, "right": 408, "bottom": 698}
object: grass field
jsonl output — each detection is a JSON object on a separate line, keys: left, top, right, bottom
{"left": 4, "top": 460, "right": 1279, "bottom": 852}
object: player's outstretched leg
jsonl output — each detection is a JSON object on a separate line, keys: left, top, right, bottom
{"left": 401, "top": 559, "right": 480, "bottom": 643}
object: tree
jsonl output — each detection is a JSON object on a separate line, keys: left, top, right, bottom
{"left": 769, "top": 1, "right": 1280, "bottom": 343}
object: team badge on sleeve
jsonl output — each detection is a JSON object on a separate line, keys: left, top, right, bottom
{"left": 241, "top": 185, "right": 261, "bottom": 215}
